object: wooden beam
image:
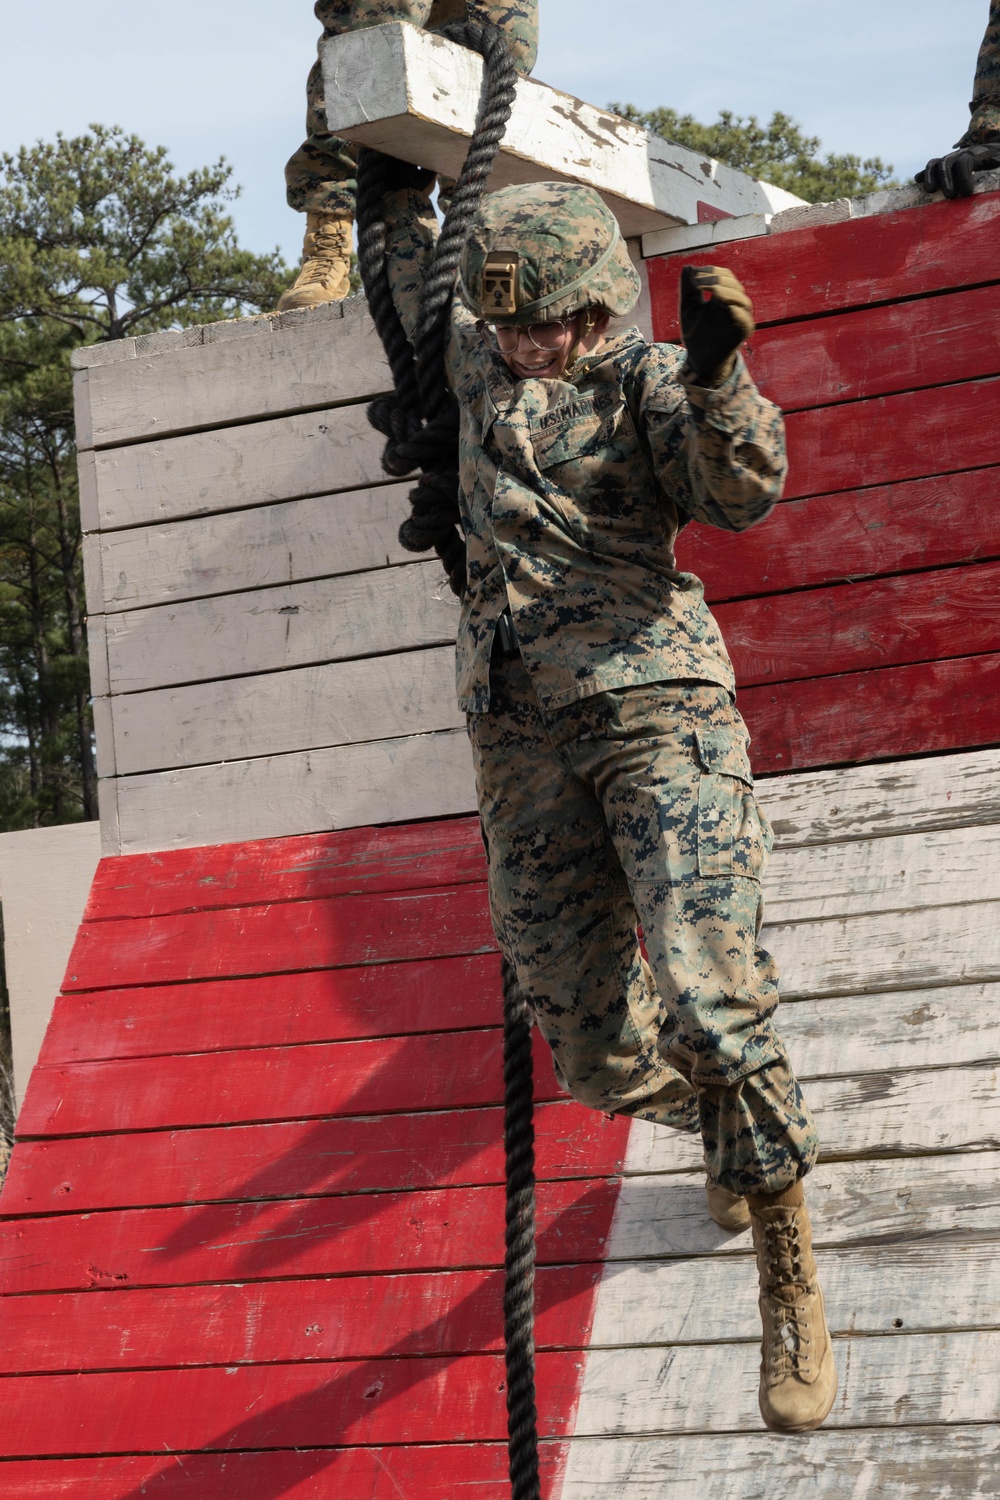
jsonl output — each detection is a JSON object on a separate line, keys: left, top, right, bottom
{"left": 320, "top": 23, "right": 803, "bottom": 237}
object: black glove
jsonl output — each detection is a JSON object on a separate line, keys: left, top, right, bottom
{"left": 380, "top": 156, "right": 437, "bottom": 194}
{"left": 679, "top": 265, "right": 754, "bottom": 382}
{"left": 915, "top": 142, "right": 1000, "bottom": 198}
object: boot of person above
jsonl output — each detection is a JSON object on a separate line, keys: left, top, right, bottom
{"left": 748, "top": 1180, "right": 838, "bottom": 1432}
{"left": 277, "top": 210, "right": 353, "bottom": 311}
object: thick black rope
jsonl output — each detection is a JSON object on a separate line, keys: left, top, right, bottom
{"left": 356, "top": 17, "right": 517, "bottom": 596}
{"left": 354, "top": 24, "right": 540, "bottom": 1500}
{"left": 502, "top": 955, "right": 541, "bottom": 1500}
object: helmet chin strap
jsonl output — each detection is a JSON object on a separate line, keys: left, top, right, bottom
{"left": 565, "top": 309, "right": 599, "bottom": 375}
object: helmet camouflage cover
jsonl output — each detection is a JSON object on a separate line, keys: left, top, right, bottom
{"left": 458, "top": 180, "right": 641, "bottom": 324}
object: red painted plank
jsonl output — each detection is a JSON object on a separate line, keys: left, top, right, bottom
{"left": 0, "top": 1445, "right": 555, "bottom": 1500}
{"left": 0, "top": 1176, "right": 620, "bottom": 1293}
{"left": 18, "top": 1027, "right": 561, "bottom": 1137}
{"left": 680, "top": 467, "right": 1000, "bottom": 604}
{"left": 783, "top": 376, "right": 1000, "bottom": 502}
{"left": 648, "top": 188, "right": 1000, "bottom": 339}
{"left": 743, "top": 282, "right": 1000, "bottom": 414}
{"left": 0, "top": 1264, "right": 602, "bottom": 1373}
{"left": 746, "top": 652, "right": 1000, "bottom": 775}
{"left": 719, "top": 560, "right": 1000, "bottom": 689}
{"left": 84, "top": 817, "right": 485, "bottom": 923}
{"left": 37, "top": 953, "right": 502, "bottom": 1067}
{"left": 62, "top": 882, "right": 496, "bottom": 993}
{"left": 0, "top": 1351, "right": 583, "bottom": 1453}
{"left": 0, "top": 1101, "right": 627, "bottom": 1216}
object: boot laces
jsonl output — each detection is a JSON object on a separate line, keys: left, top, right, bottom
{"left": 761, "top": 1217, "right": 812, "bottom": 1378}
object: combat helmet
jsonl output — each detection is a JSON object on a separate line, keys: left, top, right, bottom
{"left": 459, "top": 181, "right": 640, "bottom": 323}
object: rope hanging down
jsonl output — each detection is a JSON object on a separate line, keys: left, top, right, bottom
{"left": 355, "top": 24, "right": 541, "bottom": 1500}
{"left": 356, "top": 18, "right": 517, "bottom": 598}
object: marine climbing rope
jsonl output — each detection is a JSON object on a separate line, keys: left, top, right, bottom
{"left": 355, "top": 21, "right": 541, "bottom": 1500}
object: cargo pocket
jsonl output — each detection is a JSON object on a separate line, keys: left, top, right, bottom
{"left": 694, "top": 725, "right": 766, "bottom": 879}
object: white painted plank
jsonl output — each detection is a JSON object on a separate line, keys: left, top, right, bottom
{"left": 570, "top": 1328, "right": 1000, "bottom": 1435}
{"left": 110, "top": 645, "right": 463, "bottom": 774}
{"left": 321, "top": 24, "right": 803, "bottom": 236}
{"left": 92, "top": 401, "right": 385, "bottom": 530}
{"left": 608, "top": 1151, "right": 1000, "bottom": 1258}
{"left": 88, "top": 483, "right": 413, "bottom": 613}
{"left": 110, "top": 726, "right": 477, "bottom": 852}
{"left": 560, "top": 1427, "right": 1000, "bottom": 1500}
{"left": 80, "top": 299, "right": 389, "bottom": 448}
{"left": 764, "top": 822, "right": 1000, "bottom": 925}
{"left": 757, "top": 746, "right": 1000, "bottom": 848}
{"left": 588, "top": 1241, "right": 997, "bottom": 1346}
{"left": 103, "top": 560, "right": 458, "bottom": 694}
{"left": 769, "top": 900, "right": 1000, "bottom": 1000}
{"left": 776, "top": 982, "right": 1000, "bottom": 1076}
{"left": 623, "top": 1062, "right": 1000, "bottom": 1177}
{"left": 0, "top": 824, "right": 102, "bottom": 1109}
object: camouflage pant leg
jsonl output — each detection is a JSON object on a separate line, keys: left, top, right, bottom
{"left": 960, "top": 0, "right": 1000, "bottom": 145}
{"left": 468, "top": 656, "right": 700, "bottom": 1132}
{"left": 469, "top": 658, "right": 818, "bottom": 1197}
{"left": 286, "top": 0, "right": 539, "bottom": 214}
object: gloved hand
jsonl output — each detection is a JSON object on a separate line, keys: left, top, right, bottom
{"left": 381, "top": 155, "right": 437, "bottom": 194}
{"left": 680, "top": 264, "right": 755, "bottom": 382}
{"left": 915, "top": 142, "right": 1000, "bottom": 198}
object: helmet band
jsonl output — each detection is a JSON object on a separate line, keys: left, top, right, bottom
{"left": 461, "top": 217, "right": 623, "bottom": 321}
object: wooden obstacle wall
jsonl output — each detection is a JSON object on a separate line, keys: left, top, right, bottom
{"left": 0, "top": 175, "right": 999, "bottom": 1496}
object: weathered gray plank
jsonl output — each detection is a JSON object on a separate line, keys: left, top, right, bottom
{"left": 321, "top": 23, "right": 802, "bottom": 236}
{"left": 625, "top": 1062, "right": 1000, "bottom": 1176}
{"left": 80, "top": 299, "right": 389, "bottom": 449}
{"left": 108, "top": 645, "right": 463, "bottom": 774}
{"left": 91, "top": 401, "right": 385, "bottom": 530}
{"left": 612, "top": 1151, "right": 1000, "bottom": 1256}
{"left": 108, "top": 726, "right": 477, "bottom": 854}
{"left": 758, "top": 746, "right": 1000, "bottom": 848}
{"left": 85, "top": 614, "right": 110, "bottom": 700}
{"left": 87, "top": 483, "right": 413, "bottom": 614}
{"left": 560, "top": 1426, "right": 1000, "bottom": 1499}
{"left": 570, "top": 1328, "right": 1000, "bottom": 1434}
{"left": 589, "top": 1241, "right": 998, "bottom": 1345}
{"left": 103, "top": 560, "right": 458, "bottom": 693}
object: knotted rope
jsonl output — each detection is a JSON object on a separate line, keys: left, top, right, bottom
{"left": 354, "top": 23, "right": 540, "bottom": 1499}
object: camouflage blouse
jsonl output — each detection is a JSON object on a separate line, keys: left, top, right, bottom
{"left": 386, "top": 189, "right": 788, "bottom": 714}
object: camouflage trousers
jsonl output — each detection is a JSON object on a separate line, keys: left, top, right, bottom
{"left": 959, "top": 0, "right": 1000, "bottom": 145}
{"left": 286, "top": 1, "right": 539, "bottom": 215}
{"left": 468, "top": 654, "right": 819, "bottom": 1197}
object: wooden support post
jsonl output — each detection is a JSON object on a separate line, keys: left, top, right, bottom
{"left": 320, "top": 22, "right": 805, "bottom": 236}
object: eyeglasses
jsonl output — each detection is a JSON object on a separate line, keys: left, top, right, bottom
{"left": 479, "top": 317, "right": 575, "bottom": 353}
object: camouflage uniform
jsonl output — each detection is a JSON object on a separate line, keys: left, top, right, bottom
{"left": 385, "top": 183, "right": 818, "bottom": 1197}
{"left": 958, "top": 0, "right": 1000, "bottom": 146}
{"left": 286, "top": 1, "right": 539, "bottom": 215}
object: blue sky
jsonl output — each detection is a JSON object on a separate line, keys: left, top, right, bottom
{"left": 0, "top": 1, "right": 990, "bottom": 265}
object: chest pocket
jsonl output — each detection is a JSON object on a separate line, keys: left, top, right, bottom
{"left": 530, "top": 392, "right": 624, "bottom": 471}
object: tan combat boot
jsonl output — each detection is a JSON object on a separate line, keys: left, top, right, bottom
{"left": 705, "top": 1174, "right": 751, "bottom": 1232}
{"left": 277, "top": 210, "right": 353, "bottom": 311}
{"left": 749, "top": 1182, "right": 838, "bottom": 1432}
